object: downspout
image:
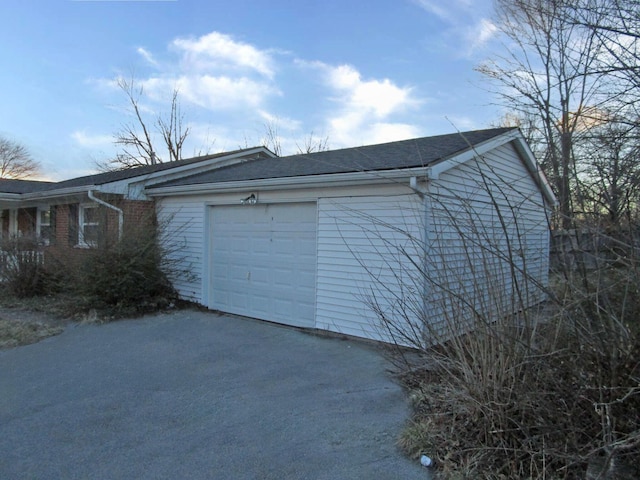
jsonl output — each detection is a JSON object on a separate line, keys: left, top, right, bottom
{"left": 410, "top": 171, "right": 432, "bottom": 348}
{"left": 88, "top": 190, "right": 123, "bottom": 240}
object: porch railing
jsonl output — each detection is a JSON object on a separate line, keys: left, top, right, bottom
{"left": 0, "top": 250, "right": 44, "bottom": 281}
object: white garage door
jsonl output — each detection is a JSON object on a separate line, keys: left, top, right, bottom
{"left": 209, "top": 202, "right": 317, "bottom": 328}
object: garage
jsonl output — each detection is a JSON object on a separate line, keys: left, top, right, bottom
{"left": 208, "top": 202, "right": 317, "bottom": 328}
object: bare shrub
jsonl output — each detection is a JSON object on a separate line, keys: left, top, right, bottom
{"left": 74, "top": 213, "right": 178, "bottom": 317}
{"left": 0, "top": 237, "right": 51, "bottom": 298}
{"left": 350, "top": 155, "right": 639, "bottom": 477}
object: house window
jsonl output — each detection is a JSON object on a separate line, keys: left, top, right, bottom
{"left": 37, "top": 207, "right": 55, "bottom": 246}
{"left": 79, "top": 204, "right": 99, "bottom": 247}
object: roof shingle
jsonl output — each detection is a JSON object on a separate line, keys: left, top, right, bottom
{"left": 147, "top": 128, "right": 515, "bottom": 190}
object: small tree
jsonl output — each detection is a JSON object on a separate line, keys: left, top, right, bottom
{"left": 0, "top": 136, "right": 40, "bottom": 179}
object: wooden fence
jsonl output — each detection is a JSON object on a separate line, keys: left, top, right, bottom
{"left": 550, "top": 230, "right": 640, "bottom": 271}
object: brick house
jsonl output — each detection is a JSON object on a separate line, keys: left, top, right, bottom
{"left": 0, "top": 147, "right": 274, "bottom": 269}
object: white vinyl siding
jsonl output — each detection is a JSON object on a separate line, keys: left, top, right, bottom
{"left": 156, "top": 197, "right": 206, "bottom": 302}
{"left": 316, "top": 194, "right": 425, "bottom": 343}
{"left": 424, "top": 142, "right": 550, "bottom": 338}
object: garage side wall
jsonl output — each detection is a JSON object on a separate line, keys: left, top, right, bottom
{"left": 316, "top": 194, "right": 426, "bottom": 344}
{"left": 424, "top": 142, "right": 551, "bottom": 339}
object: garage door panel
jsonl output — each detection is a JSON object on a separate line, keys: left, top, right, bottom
{"left": 209, "top": 203, "right": 317, "bottom": 328}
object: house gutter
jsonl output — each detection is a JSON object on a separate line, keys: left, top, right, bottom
{"left": 88, "top": 190, "right": 123, "bottom": 240}
{"left": 145, "top": 167, "right": 433, "bottom": 197}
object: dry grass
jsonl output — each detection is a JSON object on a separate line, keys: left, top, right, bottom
{"left": 0, "top": 317, "right": 63, "bottom": 349}
{"left": 395, "top": 276, "right": 640, "bottom": 479}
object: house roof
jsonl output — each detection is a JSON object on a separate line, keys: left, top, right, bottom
{"left": 0, "top": 147, "right": 273, "bottom": 200}
{"left": 38, "top": 148, "right": 268, "bottom": 192}
{"left": 147, "top": 128, "right": 516, "bottom": 190}
{"left": 0, "top": 179, "right": 55, "bottom": 194}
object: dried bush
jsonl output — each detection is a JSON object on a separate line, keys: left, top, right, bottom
{"left": 75, "top": 220, "right": 177, "bottom": 316}
{"left": 353, "top": 157, "right": 640, "bottom": 478}
{"left": 0, "top": 237, "right": 52, "bottom": 298}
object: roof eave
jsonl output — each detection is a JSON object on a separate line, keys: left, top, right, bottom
{"left": 145, "top": 166, "right": 432, "bottom": 196}
{"left": 126, "top": 147, "right": 275, "bottom": 189}
{"left": 19, "top": 185, "right": 100, "bottom": 201}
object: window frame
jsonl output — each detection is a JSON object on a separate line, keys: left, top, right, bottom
{"left": 78, "top": 204, "right": 100, "bottom": 248}
{"left": 36, "top": 206, "right": 54, "bottom": 246}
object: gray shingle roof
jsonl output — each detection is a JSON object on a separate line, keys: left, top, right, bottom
{"left": 147, "top": 128, "right": 515, "bottom": 190}
{"left": 0, "top": 148, "right": 268, "bottom": 195}
{"left": 0, "top": 179, "right": 55, "bottom": 194}
{"left": 41, "top": 148, "right": 263, "bottom": 191}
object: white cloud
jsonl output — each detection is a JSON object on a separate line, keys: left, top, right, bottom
{"left": 413, "top": 0, "right": 497, "bottom": 58}
{"left": 172, "top": 31, "right": 274, "bottom": 78}
{"left": 327, "top": 65, "right": 413, "bottom": 118}
{"left": 412, "top": 0, "right": 475, "bottom": 21}
{"left": 71, "top": 130, "right": 113, "bottom": 148}
{"left": 98, "top": 31, "right": 278, "bottom": 115}
{"left": 257, "top": 110, "right": 302, "bottom": 131}
{"left": 137, "top": 47, "right": 158, "bottom": 67}
{"left": 309, "top": 62, "right": 421, "bottom": 147}
{"left": 92, "top": 33, "right": 424, "bottom": 157}
{"left": 413, "top": 0, "right": 456, "bottom": 21}
{"left": 463, "top": 18, "right": 498, "bottom": 54}
{"left": 136, "top": 75, "right": 278, "bottom": 111}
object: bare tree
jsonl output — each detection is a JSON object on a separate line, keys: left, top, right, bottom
{"left": 261, "top": 120, "right": 330, "bottom": 156}
{"left": 261, "top": 119, "right": 282, "bottom": 156}
{"left": 478, "top": 0, "right": 608, "bottom": 227}
{"left": 295, "top": 131, "right": 330, "bottom": 154}
{"left": 577, "top": 120, "right": 640, "bottom": 226}
{"left": 0, "top": 136, "right": 40, "bottom": 179}
{"left": 569, "top": 0, "right": 640, "bottom": 120}
{"left": 104, "top": 77, "right": 191, "bottom": 170}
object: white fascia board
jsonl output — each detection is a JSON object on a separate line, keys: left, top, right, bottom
{"left": 146, "top": 166, "right": 431, "bottom": 197}
{"left": 0, "top": 193, "right": 21, "bottom": 202}
{"left": 511, "top": 137, "right": 558, "bottom": 207}
{"left": 429, "top": 129, "right": 522, "bottom": 179}
{"left": 430, "top": 129, "right": 557, "bottom": 207}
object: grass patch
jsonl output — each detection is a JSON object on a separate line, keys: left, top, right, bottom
{"left": 0, "top": 317, "right": 63, "bottom": 349}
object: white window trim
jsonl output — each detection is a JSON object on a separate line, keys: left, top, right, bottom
{"left": 78, "top": 204, "right": 99, "bottom": 248}
{"left": 8, "top": 209, "right": 17, "bottom": 237}
{"left": 36, "top": 206, "right": 52, "bottom": 246}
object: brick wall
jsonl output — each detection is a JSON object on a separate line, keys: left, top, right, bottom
{"left": 44, "top": 198, "right": 156, "bottom": 268}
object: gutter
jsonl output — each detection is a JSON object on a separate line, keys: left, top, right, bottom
{"left": 88, "top": 190, "right": 123, "bottom": 240}
{"left": 145, "top": 167, "right": 432, "bottom": 197}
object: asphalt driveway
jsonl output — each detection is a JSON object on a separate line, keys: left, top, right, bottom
{"left": 0, "top": 309, "right": 428, "bottom": 479}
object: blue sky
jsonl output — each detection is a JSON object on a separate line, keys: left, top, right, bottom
{"left": 0, "top": 0, "right": 501, "bottom": 181}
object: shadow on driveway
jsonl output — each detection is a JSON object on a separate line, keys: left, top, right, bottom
{"left": 0, "top": 309, "right": 429, "bottom": 479}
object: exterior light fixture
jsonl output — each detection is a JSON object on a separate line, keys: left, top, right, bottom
{"left": 240, "top": 193, "right": 257, "bottom": 205}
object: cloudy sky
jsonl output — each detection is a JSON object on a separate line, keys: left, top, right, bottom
{"left": 0, "top": 0, "right": 501, "bottom": 181}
